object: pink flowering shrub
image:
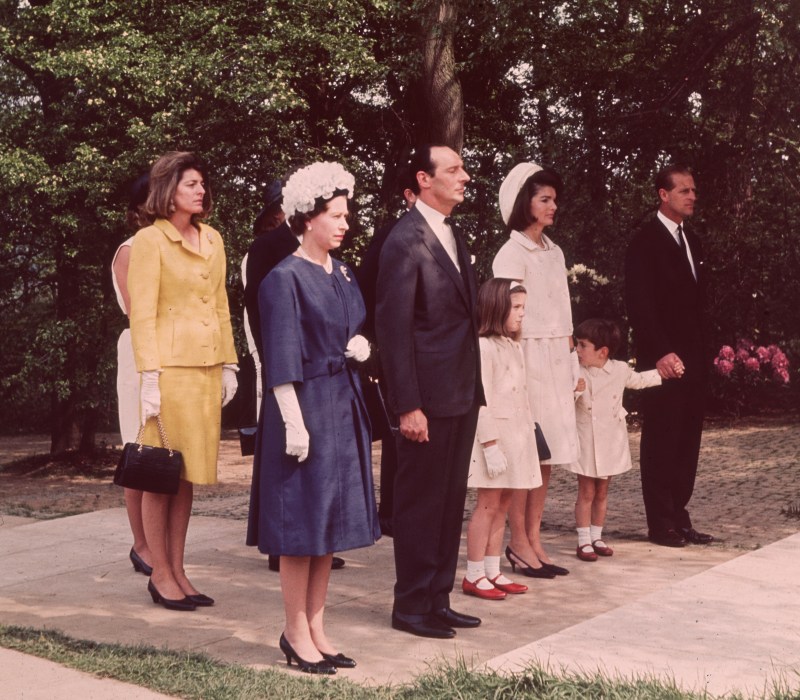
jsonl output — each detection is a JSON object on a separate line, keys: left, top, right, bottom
{"left": 711, "top": 338, "right": 793, "bottom": 416}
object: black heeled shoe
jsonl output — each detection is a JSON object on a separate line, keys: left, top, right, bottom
{"left": 541, "top": 561, "right": 570, "bottom": 576}
{"left": 504, "top": 546, "right": 556, "bottom": 579}
{"left": 279, "top": 634, "right": 336, "bottom": 675}
{"left": 321, "top": 651, "right": 357, "bottom": 668}
{"left": 147, "top": 579, "right": 196, "bottom": 611}
{"left": 129, "top": 548, "right": 153, "bottom": 576}
{"left": 185, "top": 593, "right": 215, "bottom": 607}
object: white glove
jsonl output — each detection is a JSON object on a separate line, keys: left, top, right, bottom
{"left": 221, "top": 364, "right": 239, "bottom": 407}
{"left": 344, "top": 334, "right": 370, "bottom": 363}
{"left": 273, "top": 383, "right": 309, "bottom": 462}
{"left": 483, "top": 444, "right": 508, "bottom": 478}
{"left": 140, "top": 370, "right": 162, "bottom": 419}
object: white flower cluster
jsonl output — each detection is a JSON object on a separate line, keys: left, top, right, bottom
{"left": 281, "top": 161, "right": 355, "bottom": 217}
{"left": 567, "top": 263, "right": 609, "bottom": 286}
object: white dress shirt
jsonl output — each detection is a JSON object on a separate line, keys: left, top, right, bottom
{"left": 657, "top": 210, "right": 696, "bottom": 279}
{"left": 414, "top": 199, "right": 460, "bottom": 271}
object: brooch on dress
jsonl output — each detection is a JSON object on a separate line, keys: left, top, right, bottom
{"left": 340, "top": 265, "right": 351, "bottom": 282}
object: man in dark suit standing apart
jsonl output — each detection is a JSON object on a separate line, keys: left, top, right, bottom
{"left": 376, "top": 145, "right": 484, "bottom": 638}
{"left": 625, "top": 164, "right": 714, "bottom": 548}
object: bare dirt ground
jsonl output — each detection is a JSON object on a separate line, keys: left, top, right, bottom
{"left": 1, "top": 416, "right": 798, "bottom": 550}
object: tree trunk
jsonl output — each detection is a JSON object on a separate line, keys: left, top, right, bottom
{"left": 419, "top": 0, "right": 463, "bottom": 151}
{"left": 50, "top": 395, "right": 79, "bottom": 454}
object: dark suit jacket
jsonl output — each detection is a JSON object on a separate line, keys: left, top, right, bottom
{"left": 356, "top": 218, "right": 398, "bottom": 341}
{"left": 244, "top": 222, "right": 299, "bottom": 360}
{"left": 375, "top": 207, "right": 484, "bottom": 418}
{"left": 625, "top": 216, "right": 708, "bottom": 382}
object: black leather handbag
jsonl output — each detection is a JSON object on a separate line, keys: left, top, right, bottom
{"left": 114, "top": 417, "right": 183, "bottom": 495}
{"left": 534, "top": 422, "right": 551, "bottom": 462}
{"left": 238, "top": 425, "right": 257, "bottom": 456}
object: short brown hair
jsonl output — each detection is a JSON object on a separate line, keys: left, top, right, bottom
{"left": 655, "top": 164, "right": 692, "bottom": 194}
{"left": 144, "top": 151, "right": 212, "bottom": 225}
{"left": 574, "top": 318, "right": 622, "bottom": 357}
{"left": 477, "top": 278, "right": 527, "bottom": 340}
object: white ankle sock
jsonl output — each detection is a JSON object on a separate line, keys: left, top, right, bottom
{"left": 466, "top": 560, "right": 494, "bottom": 589}
{"left": 590, "top": 524, "right": 603, "bottom": 543}
{"left": 484, "top": 555, "right": 501, "bottom": 580}
{"left": 577, "top": 526, "right": 591, "bottom": 547}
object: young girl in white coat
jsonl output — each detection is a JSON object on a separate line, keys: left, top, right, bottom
{"left": 569, "top": 318, "right": 679, "bottom": 561}
{"left": 462, "top": 279, "right": 542, "bottom": 600}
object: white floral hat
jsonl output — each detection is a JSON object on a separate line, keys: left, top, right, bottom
{"left": 281, "top": 161, "right": 355, "bottom": 217}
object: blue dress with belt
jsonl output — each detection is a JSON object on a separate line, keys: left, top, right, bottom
{"left": 246, "top": 254, "right": 380, "bottom": 556}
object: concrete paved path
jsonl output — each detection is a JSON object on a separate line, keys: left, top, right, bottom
{"left": 0, "top": 508, "right": 798, "bottom": 697}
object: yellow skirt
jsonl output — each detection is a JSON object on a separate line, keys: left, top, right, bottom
{"left": 141, "top": 365, "right": 222, "bottom": 485}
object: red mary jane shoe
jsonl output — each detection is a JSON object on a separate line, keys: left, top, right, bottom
{"left": 461, "top": 577, "right": 506, "bottom": 600}
{"left": 576, "top": 544, "right": 598, "bottom": 562}
{"left": 488, "top": 575, "right": 528, "bottom": 594}
{"left": 592, "top": 539, "right": 614, "bottom": 557}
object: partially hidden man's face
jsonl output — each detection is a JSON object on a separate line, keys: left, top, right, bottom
{"left": 659, "top": 173, "right": 696, "bottom": 223}
{"left": 420, "top": 146, "right": 470, "bottom": 213}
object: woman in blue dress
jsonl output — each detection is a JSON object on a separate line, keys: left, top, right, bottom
{"left": 252, "top": 162, "right": 379, "bottom": 674}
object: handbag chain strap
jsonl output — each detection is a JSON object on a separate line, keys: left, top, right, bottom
{"left": 135, "top": 416, "right": 174, "bottom": 457}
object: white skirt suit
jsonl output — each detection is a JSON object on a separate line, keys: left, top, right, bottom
{"left": 492, "top": 231, "right": 579, "bottom": 466}
{"left": 568, "top": 360, "right": 662, "bottom": 478}
{"left": 469, "top": 336, "right": 542, "bottom": 489}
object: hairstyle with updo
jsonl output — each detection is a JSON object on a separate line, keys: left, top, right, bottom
{"left": 126, "top": 173, "right": 151, "bottom": 230}
{"left": 477, "top": 278, "right": 527, "bottom": 341}
{"left": 287, "top": 189, "right": 350, "bottom": 236}
{"left": 144, "top": 151, "right": 212, "bottom": 226}
{"left": 574, "top": 318, "right": 622, "bottom": 357}
{"left": 506, "top": 167, "right": 563, "bottom": 233}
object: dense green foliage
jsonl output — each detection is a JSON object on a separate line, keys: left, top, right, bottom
{"left": 1, "top": 0, "right": 797, "bottom": 448}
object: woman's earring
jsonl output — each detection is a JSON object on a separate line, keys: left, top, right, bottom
{"left": 168, "top": 201, "right": 176, "bottom": 214}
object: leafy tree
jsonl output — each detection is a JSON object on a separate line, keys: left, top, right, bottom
{"left": 1, "top": 0, "right": 798, "bottom": 454}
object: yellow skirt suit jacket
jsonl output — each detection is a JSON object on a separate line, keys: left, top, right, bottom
{"left": 128, "top": 218, "right": 238, "bottom": 484}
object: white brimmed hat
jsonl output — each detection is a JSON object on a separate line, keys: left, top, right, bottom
{"left": 498, "top": 162, "right": 542, "bottom": 225}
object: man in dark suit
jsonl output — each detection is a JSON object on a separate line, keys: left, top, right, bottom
{"left": 376, "top": 144, "right": 484, "bottom": 639}
{"left": 625, "top": 164, "right": 714, "bottom": 548}
{"left": 356, "top": 167, "right": 417, "bottom": 537}
{"left": 244, "top": 181, "right": 298, "bottom": 364}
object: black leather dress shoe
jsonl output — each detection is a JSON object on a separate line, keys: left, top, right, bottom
{"left": 331, "top": 556, "right": 346, "bottom": 570}
{"left": 648, "top": 529, "right": 686, "bottom": 548}
{"left": 391, "top": 612, "right": 455, "bottom": 639}
{"left": 433, "top": 607, "right": 481, "bottom": 628}
{"left": 678, "top": 527, "right": 714, "bottom": 544}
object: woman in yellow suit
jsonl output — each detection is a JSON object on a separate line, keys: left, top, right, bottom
{"left": 128, "top": 151, "right": 238, "bottom": 611}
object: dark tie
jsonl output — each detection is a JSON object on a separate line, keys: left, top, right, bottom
{"left": 676, "top": 224, "right": 696, "bottom": 280}
{"left": 676, "top": 224, "right": 686, "bottom": 252}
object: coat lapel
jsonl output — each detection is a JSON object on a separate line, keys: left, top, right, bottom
{"left": 653, "top": 218, "right": 696, "bottom": 285}
{"left": 411, "top": 208, "right": 470, "bottom": 306}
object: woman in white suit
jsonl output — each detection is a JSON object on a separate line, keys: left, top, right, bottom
{"left": 112, "top": 173, "right": 152, "bottom": 576}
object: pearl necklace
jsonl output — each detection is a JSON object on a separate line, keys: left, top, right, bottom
{"left": 296, "top": 245, "right": 333, "bottom": 273}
